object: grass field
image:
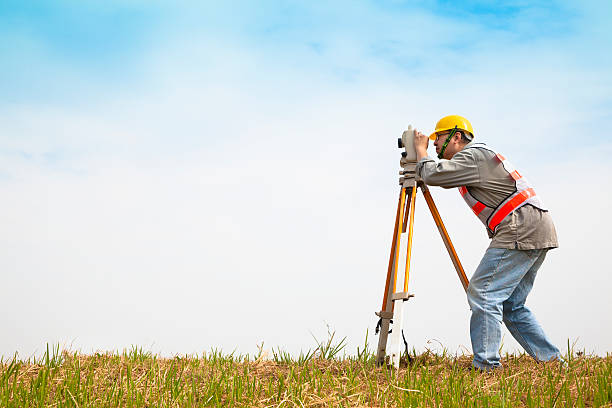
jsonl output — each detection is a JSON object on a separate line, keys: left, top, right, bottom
{"left": 1, "top": 338, "right": 610, "bottom": 407}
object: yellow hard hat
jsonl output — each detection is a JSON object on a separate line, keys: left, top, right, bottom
{"left": 429, "top": 115, "right": 474, "bottom": 140}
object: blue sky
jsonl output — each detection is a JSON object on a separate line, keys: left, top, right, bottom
{"left": 2, "top": 0, "right": 610, "bottom": 160}
{"left": 1, "top": 1, "right": 605, "bottom": 102}
{"left": 1, "top": 1, "right": 611, "bottom": 358}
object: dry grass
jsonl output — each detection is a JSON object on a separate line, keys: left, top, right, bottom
{"left": 1, "top": 344, "right": 611, "bottom": 407}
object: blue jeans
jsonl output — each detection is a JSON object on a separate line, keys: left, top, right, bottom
{"left": 467, "top": 248, "right": 561, "bottom": 370}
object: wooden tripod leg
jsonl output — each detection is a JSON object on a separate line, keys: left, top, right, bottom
{"left": 402, "top": 187, "right": 411, "bottom": 233}
{"left": 403, "top": 183, "right": 417, "bottom": 293}
{"left": 376, "top": 187, "right": 406, "bottom": 367}
{"left": 386, "top": 183, "right": 417, "bottom": 369}
{"left": 380, "top": 188, "right": 405, "bottom": 311}
{"left": 420, "top": 184, "right": 470, "bottom": 292}
{"left": 391, "top": 188, "right": 407, "bottom": 296}
{"left": 382, "top": 188, "right": 406, "bottom": 308}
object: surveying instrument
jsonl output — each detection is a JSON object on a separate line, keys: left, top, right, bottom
{"left": 374, "top": 126, "right": 470, "bottom": 369}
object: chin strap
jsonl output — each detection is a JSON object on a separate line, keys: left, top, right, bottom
{"left": 437, "top": 126, "right": 458, "bottom": 159}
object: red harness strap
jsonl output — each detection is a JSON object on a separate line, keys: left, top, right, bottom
{"left": 487, "top": 188, "right": 536, "bottom": 231}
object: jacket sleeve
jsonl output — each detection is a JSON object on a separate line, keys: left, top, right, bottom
{"left": 415, "top": 150, "right": 481, "bottom": 188}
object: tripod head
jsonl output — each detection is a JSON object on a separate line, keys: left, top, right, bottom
{"left": 397, "top": 125, "right": 421, "bottom": 187}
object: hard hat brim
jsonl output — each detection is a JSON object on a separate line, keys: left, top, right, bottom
{"left": 429, "top": 126, "right": 475, "bottom": 141}
{"left": 429, "top": 127, "right": 454, "bottom": 141}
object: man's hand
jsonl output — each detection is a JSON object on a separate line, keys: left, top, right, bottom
{"left": 413, "top": 129, "right": 429, "bottom": 160}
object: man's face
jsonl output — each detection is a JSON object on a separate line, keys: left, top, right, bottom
{"left": 433, "top": 131, "right": 451, "bottom": 157}
{"left": 433, "top": 131, "right": 465, "bottom": 159}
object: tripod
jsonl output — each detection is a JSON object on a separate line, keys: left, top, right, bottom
{"left": 375, "top": 162, "right": 470, "bottom": 368}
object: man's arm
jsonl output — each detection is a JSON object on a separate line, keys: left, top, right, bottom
{"left": 412, "top": 130, "right": 480, "bottom": 187}
{"left": 416, "top": 152, "right": 480, "bottom": 188}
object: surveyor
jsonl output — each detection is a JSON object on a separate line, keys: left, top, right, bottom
{"left": 412, "top": 115, "right": 561, "bottom": 371}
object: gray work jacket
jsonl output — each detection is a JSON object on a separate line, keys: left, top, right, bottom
{"left": 415, "top": 141, "right": 558, "bottom": 250}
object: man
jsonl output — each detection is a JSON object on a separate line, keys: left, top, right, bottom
{"left": 412, "top": 115, "right": 561, "bottom": 371}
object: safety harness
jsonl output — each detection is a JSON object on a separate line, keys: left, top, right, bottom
{"left": 458, "top": 143, "right": 546, "bottom": 234}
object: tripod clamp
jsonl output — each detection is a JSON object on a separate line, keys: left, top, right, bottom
{"left": 398, "top": 158, "right": 421, "bottom": 187}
